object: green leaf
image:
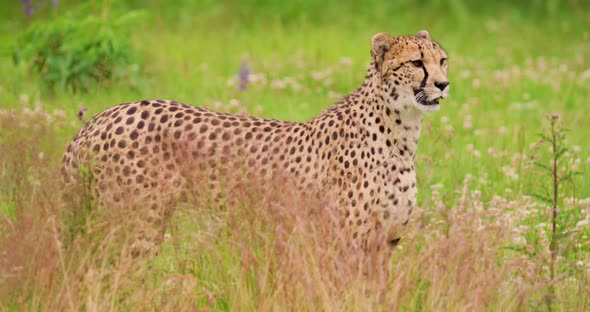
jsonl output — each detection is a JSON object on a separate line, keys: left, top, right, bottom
{"left": 531, "top": 192, "right": 552, "bottom": 204}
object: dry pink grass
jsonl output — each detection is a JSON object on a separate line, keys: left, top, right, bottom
{"left": 1, "top": 109, "right": 589, "bottom": 311}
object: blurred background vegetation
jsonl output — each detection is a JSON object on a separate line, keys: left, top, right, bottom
{"left": 1, "top": 0, "right": 588, "bottom": 101}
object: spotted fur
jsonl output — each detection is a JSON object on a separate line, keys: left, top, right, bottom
{"left": 62, "top": 30, "right": 449, "bottom": 254}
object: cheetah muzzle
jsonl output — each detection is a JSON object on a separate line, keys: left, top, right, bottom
{"left": 62, "top": 30, "right": 449, "bottom": 254}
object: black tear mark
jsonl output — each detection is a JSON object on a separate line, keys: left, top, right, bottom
{"left": 419, "top": 62, "right": 428, "bottom": 89}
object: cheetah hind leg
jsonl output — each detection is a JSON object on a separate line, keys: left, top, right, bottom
{"left": 127, "top": 203, "right": 174, "bottom": 257}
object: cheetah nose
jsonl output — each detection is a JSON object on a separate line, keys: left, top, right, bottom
{"left": 435, "top": 81, "right": 449, "bottom": 91}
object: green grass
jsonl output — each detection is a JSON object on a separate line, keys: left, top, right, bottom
{"left": 1, "top": 1, "right": 589, "bottom": 310}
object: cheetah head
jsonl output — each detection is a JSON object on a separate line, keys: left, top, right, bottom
{"left": 371, "top": 30, "right": 449, "bottom": 114}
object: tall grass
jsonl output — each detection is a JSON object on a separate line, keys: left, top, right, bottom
{"left": 0, "top": 109, "right": 588, "bottom": 310}
{"left": 0, "top": 0, "right": 589, "bottom": 310}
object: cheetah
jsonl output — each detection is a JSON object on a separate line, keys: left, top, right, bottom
{"left": 62, "top": 30, "right": 449, "bottom": 254}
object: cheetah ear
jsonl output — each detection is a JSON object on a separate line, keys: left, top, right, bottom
{"left": 371, "top": 32, "right": 394, "bottom": 71}
{"left": 416, "top": 30, "right": 431, "bottom": 40}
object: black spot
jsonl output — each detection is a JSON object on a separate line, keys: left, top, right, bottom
{"left": 127, "top": 107, "right": 137, "bottom": 115}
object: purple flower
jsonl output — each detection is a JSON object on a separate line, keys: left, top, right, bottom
{"left": 238, "top": 60, "right": 251, "bottom": 91}
{"left": 21, "top": 0, "right": 34, "bottom": 16}
{"left": 20, "top": 0, "right": 58, "bottom": 16}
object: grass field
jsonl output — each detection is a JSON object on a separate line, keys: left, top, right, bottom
{"left": 1, "top": 1, "right": 589, "bottom": 310}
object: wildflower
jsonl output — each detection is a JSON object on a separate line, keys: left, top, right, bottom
{"left": 513, "top": 235, "right": 527, "bottom": 246}
{"left": 328, "top": 91, "right": 341, "bottom": 99}
{"left": 444, "top": 124, "right": 454, "bottom": 135}
{"left": 339, "top": 57, "right": 353, "bottom": 66}
{"left": 572, "top": 158, "right": 581, "bottom": 171}
{"left": 21, "top": 0, "right": 34, "bottom": 16}
{"left": 19, "top": 93, "right": 29, "bottom": 104}
{"left": 576, "top": 218, "right": 589, "bottom": 229}
{"left": 249, "top": 73, "right": 267, "bottom": 85}
{"left": 487, "top": 147, "right": 498, "bottom": 158}
{"left": 270, "top": 79, "right": 286, "bottom": 90}
{"left": 430, "top": 183, "right": 444, "bottom": 190}
{"left": 572, "top": 145, "right": 581, "bottom": 153}
{"left": 472, "top": 78, "right": 481, "bottom": 88}
{"left": 237, "top": 60, "right": 251, "bottom": 91}
{"left": 226, "top": 99, "right": 240, "bottom": 111}
{"left": 212, "top": 101, "right": 223, "bottom": 110}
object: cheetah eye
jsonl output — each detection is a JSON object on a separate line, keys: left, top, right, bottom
{"left": 440, "top": 58, "right": 447, "bottom": 66}
{"left": 411, "top": 60, "right": 423, "bottom": 67}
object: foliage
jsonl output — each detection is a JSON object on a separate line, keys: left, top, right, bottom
{"left": 13, "top": 6, "right": 144, "bottom": 93}
{"left": 526, "top": 114, "right": 584, "bottom": 310}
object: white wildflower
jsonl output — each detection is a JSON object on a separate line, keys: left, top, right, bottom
{"left": 19, "top": 94, "right": 30, "bottom": 104}
{"left": 270, "top": 79, "right": 286, "bottom": 90}
{"left": 463, "top": 120, "right": 472, "bottom": 130}
{"left": 339, "top": 57, "right": 353, "bottom": 66}
{"left": 572, "top": 145, "right": 581, "bottom": 153}
{"left": 472, "top": 78, "right": 480, "bottom": 88}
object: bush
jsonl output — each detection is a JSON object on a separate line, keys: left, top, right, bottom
{"left": 13, "top": 8, "right": 144, "bottom": 93}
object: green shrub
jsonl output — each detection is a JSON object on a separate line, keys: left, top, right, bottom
{"left": 13, "top": 8, "right": 145, "bottom": 93}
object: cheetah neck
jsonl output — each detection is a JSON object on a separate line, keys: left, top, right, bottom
{"left": 334, "top": 63, "right": 424, "bottom": 160}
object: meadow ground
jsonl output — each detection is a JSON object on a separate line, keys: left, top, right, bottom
{"left": 0, "top": 1, "right": 589, "bottom": 311}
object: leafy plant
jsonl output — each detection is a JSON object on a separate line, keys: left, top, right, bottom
{"left": 529, "top": 114, "right": 582, "bottom": 311}
{"left": 13, "top": 5, "right": 145, "bottom": 93}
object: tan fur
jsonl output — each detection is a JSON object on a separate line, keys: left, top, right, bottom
{"left": 62, "top": 31, "right": 450, "bottom": 254}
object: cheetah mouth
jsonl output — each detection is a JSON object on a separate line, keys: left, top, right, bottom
{"left": 413, "top": 90, "right": 440, "bottom": 106}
